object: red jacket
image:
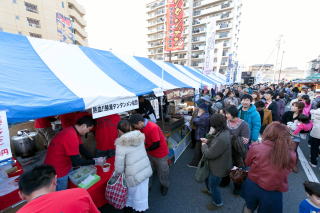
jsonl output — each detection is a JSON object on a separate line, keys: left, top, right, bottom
{"left": 246, "top": 140, "right": 296, "bottom": 192}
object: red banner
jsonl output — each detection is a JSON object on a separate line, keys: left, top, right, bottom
{"left": 164, "top": 0, "right": 184, "bottom": 51}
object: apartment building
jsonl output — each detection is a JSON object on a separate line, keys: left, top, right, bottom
{"left": 146, "top": 0, "right": 242, "bottom": 77}
{"left": 0, "top": 0, "right": 87, "bottom": 46}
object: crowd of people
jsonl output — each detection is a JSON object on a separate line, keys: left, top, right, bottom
{"left": 188, "top": 82, "right": 320, "bottom": 212}
{"left": 15, "top": 82, "right": 320, "bottom": 213}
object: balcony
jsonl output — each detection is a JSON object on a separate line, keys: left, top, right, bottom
{"left": 147, "top": 0, "right": 165, "bottom": 11}
{"left": 67, "top": 0, "right": 85, "bottom": 15}
{"left": 192, "top": 36, "right": 206, "bottom": 43}
{"left": 193, "top": 0, "right": 225, "bottom": 9}
{"left": 69, "top": 9, "right": 86, "bottom": 26}
{"left": 73, "top": 21, "right": 87, "bottom": 38}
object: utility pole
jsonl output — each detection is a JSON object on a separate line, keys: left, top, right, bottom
{"left": 273, "top": 35, "right": 283, "bottom": 83}
{"left": 278, "top": 51, "right": 285, "bottom": 83}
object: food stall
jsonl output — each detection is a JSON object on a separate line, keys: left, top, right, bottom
{"left": 0, "top": 31, "right": 219, "bottom": 211}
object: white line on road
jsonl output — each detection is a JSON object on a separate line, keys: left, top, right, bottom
{"left": 298, "top": 147, "right": 319, "bottom": 183}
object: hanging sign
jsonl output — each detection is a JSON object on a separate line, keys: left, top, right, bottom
{"left": 153, "top": 88, "right": 164, "bottom": 97}
{"left": 0, "top": 111, "right": 12, "bottom": 162}
{"left": 164, "top": 0, "right": 185, "bottom": 51}
{"left": 92, "top": 97, "right": 139, "bottom": 119}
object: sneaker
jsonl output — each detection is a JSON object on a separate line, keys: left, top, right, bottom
{"left": 309, "top": 161, "right": 317, "bottom": 168}
{"left": 207, "top": 203, "right": 223, "bottom": 211}
{"left": 201, "top": 188, "right": 212, "bottom": 196}
{"left": 187, "top": 163, "right": 197, "bottom": 168}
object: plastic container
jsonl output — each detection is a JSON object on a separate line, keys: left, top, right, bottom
{"left": 69, "top": 166, "right": 97, "bottom": 186}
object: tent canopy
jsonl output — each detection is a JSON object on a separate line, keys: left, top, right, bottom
{"left": 0, "top": 32, "right": 221, "bottom": 124}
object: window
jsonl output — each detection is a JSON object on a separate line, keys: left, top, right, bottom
{"left": 29, "top": 32, "right": 42, "bottom": 38}
{"left": 0, "top": 28, "right": 3, "bottom": 32}
{"left": 61, "top": 2, "right": 64, "bottom": 8}
{"left": 18, "top": 31, "right": 22, "bottom": 34}
{"left": 12, "top": 0, "right": 17, "bottom": 3}
{"left": 27, "top": 17, "right": 40, "bottom": 28}
{"left": 25, "top": 2, "right": 38, "bottom": 13}
{"left": 16, "top": 15, "right": 20, "bottom": 20}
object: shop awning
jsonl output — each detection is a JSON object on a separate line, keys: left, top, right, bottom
{"left": 0, "top": 32, "right": 220, "bottom": 123}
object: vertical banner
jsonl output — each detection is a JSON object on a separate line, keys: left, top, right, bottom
{"left": 203, "top": 19, "right": 216, "bottom": 75}
{"left": 0, "top": 111, "right": 12, "bottom": 162}
{"left": 226, "top": 53, "right": 233, "bottom": 84}
{"left": 164, "top": 0, "right": 184, "bottom": 51}
{"left": 215, "top": 42, "right": 224, "bottom": 74}
{"left": 56, "top": 13, "right": 74, "bottom": 44}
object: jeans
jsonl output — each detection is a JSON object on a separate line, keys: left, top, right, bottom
{"left": 241, "top": 178, "right": 283, "bottom": 213}
{"left": 56, "top": 174, "right": 69, "bottom": 191}
{"left": 205, "top": 174, "right": 223, "bottom": 205}
{"left": 310, "top": 136, "right": 320, "bottom": 165}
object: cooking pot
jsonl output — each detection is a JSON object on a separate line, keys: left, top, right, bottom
{"left": 11, "top": 130, "right": 37, "bottom": 158}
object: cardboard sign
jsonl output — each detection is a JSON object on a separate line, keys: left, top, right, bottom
{"left": 92, "top": 97, "right": 139, "bottom": 119}
{"left": 0, "top": 111, "right": 12, "bottom": 162}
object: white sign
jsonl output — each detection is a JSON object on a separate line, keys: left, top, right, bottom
{"left": 150, "top": 98, "right": 160, "bottom": 119}
{"left": 0, "top": 111, "right": 12, "bottom": 162}
{"left": 152, "top": 88, "right": 164, "bottom": 97}
{"left": 92, "top": 97, "right": 139, "bottom": 119}
{"left": 203, "top": 19, "right": 216, "bottom": 75}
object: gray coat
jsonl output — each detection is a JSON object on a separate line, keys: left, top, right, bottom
{"left": 201, "top": 130, "right": 232, "bottom": 177}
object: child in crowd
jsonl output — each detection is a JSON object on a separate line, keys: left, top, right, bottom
{"left": 292, "top": 114, "right": 313, "bottom": 136}
{"left": 299, "top": 181, "right": 320, "bottom": 213}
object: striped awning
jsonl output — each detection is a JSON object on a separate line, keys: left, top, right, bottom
{"left": 0, "top": 32, "right": 222, "bottom": 123}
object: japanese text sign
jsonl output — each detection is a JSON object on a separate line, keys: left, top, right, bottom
{"left": 164, "top": 0, "right": 184, "bottom": 51}
{"left": 92, "top": 97, "right": 139, "bottom": 119}
{"left": 0, "top": 111, "right": 12, "bottom": 162}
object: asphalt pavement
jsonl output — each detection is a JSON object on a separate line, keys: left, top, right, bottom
{"left": 147, "top": 142, "right": 311, "bottom": 213}
{"left": 101, "top": 137, "right": 315, "bottom": 213}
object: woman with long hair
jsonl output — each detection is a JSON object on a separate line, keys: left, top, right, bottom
{"left": 242, "top": 122, "right": 296, "bottom": 213}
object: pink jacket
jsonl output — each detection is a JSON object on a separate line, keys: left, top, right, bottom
{"left": 303, "top": 102, "right": 312, "bottom": 117}
{"left": 293, "top": 122, "right": 313, "bottom": 135}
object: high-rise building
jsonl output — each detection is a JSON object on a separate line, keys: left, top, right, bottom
{"left": 0, "top": 0, "right": 87, "bottom": 46}
{"left": 146, "top": 0, "right": 242, "bottom": 78}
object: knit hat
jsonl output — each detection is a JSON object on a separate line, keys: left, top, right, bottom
{"left": 198, "top": 103, "right": 208, "bottom": 112}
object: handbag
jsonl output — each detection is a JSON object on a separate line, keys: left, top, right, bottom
{"left": 105, "top": 172, "right": 128, "bottom": 209}
{"left": 194, "top": 155, "right": 210, "bottom": 183}
{"left": 229, "top": 167, "right": 248, "bottom": 184}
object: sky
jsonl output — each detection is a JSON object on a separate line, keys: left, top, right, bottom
{"left": 77, "top": 0, "right": 320, "bottom": 70}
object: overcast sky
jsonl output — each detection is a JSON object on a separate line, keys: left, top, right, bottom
{"left": 77, "top": 0, "right": 320, "bottom": 70}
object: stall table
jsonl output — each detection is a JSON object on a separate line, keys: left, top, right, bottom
{"left": 0, "top": 157, "right": 115, "bottom": 211}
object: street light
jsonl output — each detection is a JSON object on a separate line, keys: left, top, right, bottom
{"left": 278, "top": 51, "right": 285, "bottom": 83}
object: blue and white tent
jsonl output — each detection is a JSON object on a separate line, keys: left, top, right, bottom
{"left": 0, "top": 32, "right": 221, "bottom": 124}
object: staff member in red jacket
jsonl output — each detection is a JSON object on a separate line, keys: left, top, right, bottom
{"left": 241, "top": 122, "right": 296, "bottom": 213}
{"left": 94, "top": 114, "right": 120, "bottom": 158}
{"left": 18, "top": 165, "right": 100, "bottom": 213}
{"left": 34, "top": 116, "right": 56, "bottom": 147}
{"left": 44, "top": 115, "right": 105, "bottom": 191}
{"left": 129, "top": 114, "right": 169, "bottom": 196}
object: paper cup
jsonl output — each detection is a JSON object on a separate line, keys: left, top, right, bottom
{"left": 103, "top": 163, "right": 110, "bottom": 172}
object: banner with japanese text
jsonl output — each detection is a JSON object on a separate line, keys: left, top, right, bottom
{"left": 56, "top": 13, "right": 74, "bottom": 44}
{"left": 0, "top": 111, "right": 12, "bottom": 162}
{"left": 92, "top": 97, "right": 139, "bottom": 119}
{"left": 203, "top": 19, "right": 216, "bottom": 75}
{"left": 164, "top": 0, "right": 184, "bottom": 51}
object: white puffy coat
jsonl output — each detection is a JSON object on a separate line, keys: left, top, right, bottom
{"left": 115, "top": 130, "right": 153, "bottom": 187}
{"left": 311, "top": 108, "right": 320, "bottom": 139}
